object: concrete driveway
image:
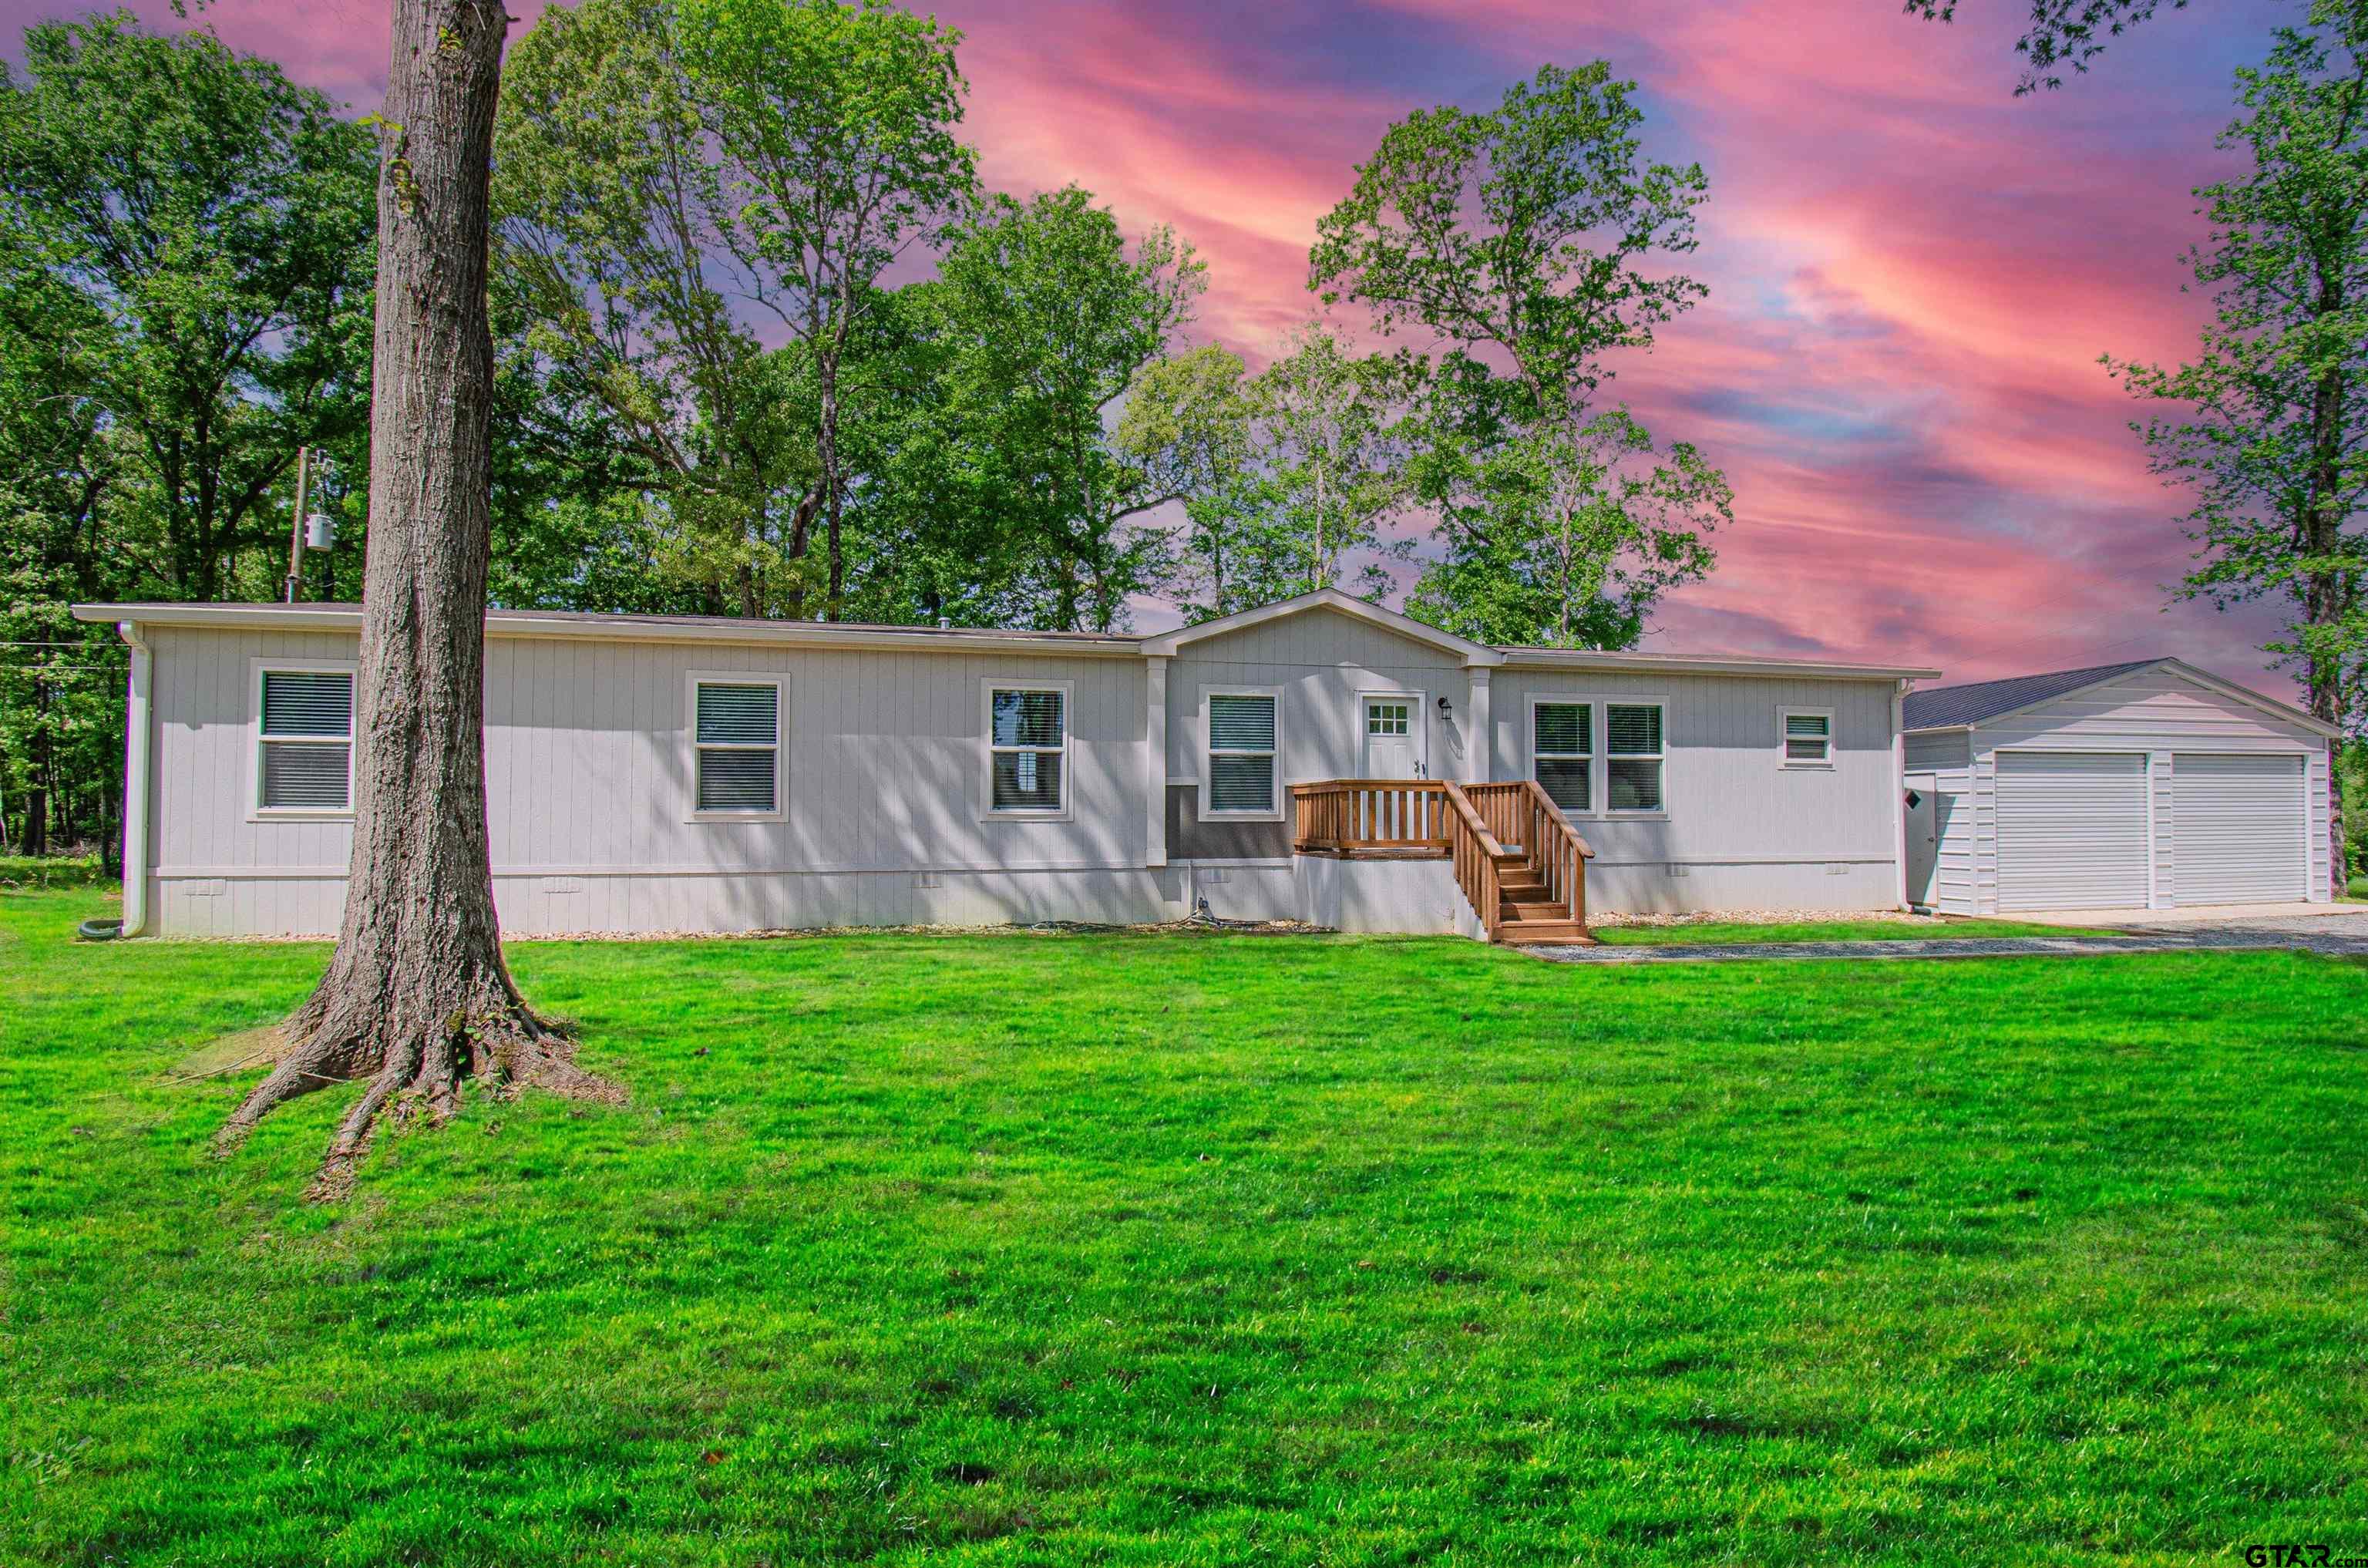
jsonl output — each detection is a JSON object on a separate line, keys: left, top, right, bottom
{"left": 1531, "top": 907, "right": 2368, "bottom": 964}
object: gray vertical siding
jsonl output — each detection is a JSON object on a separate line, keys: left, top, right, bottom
{"left": 1489, "top": 667, "right": 1906, "bottom": 913}
{"left": 146, "top": 625, "right": 1153, "bottom": 934}
{"left": 137, "top": 609, "right": 1917, "bottom": 932}
{"left": 1165, "top": 606, "right": 1471, "bottom": 786}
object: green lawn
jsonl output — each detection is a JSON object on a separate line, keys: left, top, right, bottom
{"left": 3, "top": 887, "right": 2364, "bottom": 1566}
{"left": 1592, "top": 917, "right": 2099, "bottom": 945}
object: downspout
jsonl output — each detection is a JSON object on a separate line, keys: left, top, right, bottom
{"left": 115, "top": 621, "right": 153, "bottom": 936}
{"left": 1890, "top": 678, "right": 1909, "bottom": 911}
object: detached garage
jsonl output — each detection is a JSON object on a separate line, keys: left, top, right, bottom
{"left": 1902, "top": 658, "right": 2336, "bottom": 915}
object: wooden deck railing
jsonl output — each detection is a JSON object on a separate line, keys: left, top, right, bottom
{"left": 1464, "top": 779, "right": 1595, "bottom": 926}
{"left": 1290, "top": 776, "right": 1593, "bottom": 941}
{"left": 1439, "top": 781, "right": 1505, "bottom": 940}
{"left": 1290, "top": 779, "right": 1452, "bottom": 855}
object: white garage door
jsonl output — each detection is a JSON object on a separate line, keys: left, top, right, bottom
{"left": 2172, "top": 753, "right": 2307, "bottom": 905}
{"left": 1996, "top": 751, "right": 2150, "bottom": 911}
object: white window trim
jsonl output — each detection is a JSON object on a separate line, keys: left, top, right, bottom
{"left": 1357, "top": 688, "right": 1429, "bottom": 778}
{"left": 1201, "top": 685, "right": 1283, "bottom": 821}
{"left": 684, "top": 670, "right": 786, "bottom": 824}
{"left": 1521, "top": 692, "right": 1672, "bottom": 821}
{"left": 1779, "top": 705, "right": 1837, "bottom": 769}
{"left": 1527, "top": 695, "right": 1594, "bottom": 814}
{"left": 980, "top": 678, "right": 1074, "bottom": 822}
{"left": 247, "top": 657, "right": 358, "bottom": 822}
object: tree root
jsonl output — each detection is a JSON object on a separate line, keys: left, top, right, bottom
{"left": 217, "top": 977, "right": 622, "bottom": 1201}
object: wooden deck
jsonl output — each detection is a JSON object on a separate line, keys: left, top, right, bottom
{"left": 1290, "top": 779, "right": 1596, "bottom": 945}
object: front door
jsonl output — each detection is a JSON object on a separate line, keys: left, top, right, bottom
{"left": 1362, "top": 696, "right": 1422, "bottom": 779}
{"left": 1904, "top": 772, "right": 1938, "bottom": 907}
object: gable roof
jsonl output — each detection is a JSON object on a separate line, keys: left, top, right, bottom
{"left": 1135, "top": 588, "right": 1504, "bottom": 665}
{"left": 1903, "top": 656, "right": 2339, "bottom": 739}
{"left": 1903, "top": 660, "right": 2163, "bottom": 729}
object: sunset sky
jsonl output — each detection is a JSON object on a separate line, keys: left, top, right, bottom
{"left": 2, "top": 0, "right": 2304, "bottom": 691}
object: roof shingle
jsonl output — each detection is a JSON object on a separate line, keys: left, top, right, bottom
{"left": 1902, "top": 659, "right": 2164, "bottom": 730}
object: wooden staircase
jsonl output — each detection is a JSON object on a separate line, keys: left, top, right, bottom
{"left": 1488, "top": 850, "right": 1593, "bottom": 944}
{"left": 1289, "top": 776, "right": 1595, "bottom": 945}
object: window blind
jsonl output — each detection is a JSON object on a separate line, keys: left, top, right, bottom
{"left": 1784, "top": 712, "right": 1830, "bottom": 762}
{"left": 1207, "top": 694, "right": 1276, "bottom": 813}
{"left": 1533, "top": 702, "right": 1590, "bottom": 813}
{"left": 695, "top": 682, "right": 779, "bottom": 813}
{"left": 989, "top": 688, "right": 1065, "bottom": 811}
{"left": 1606, "top": 703, "right": 1663, "bottom": 813}
{"left": 258, "top": 670, "right": 353, "bottom": 809}
{"left": 1208, "top": 694, "right": 1275, "bottom": 751}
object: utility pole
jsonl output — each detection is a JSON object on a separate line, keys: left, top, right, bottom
{"left": 282, "top": 446, "right": 313, "bottom": 604}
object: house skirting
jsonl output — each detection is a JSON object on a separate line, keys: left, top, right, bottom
{"left": 141, "top": 852, "right": 1895, "bottom": 939}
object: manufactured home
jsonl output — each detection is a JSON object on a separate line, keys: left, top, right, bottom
{"left": 76, "top": 589, "right": 1942, "bottom": 941}
{"left": 1903, "top": 658, "right": 2340, "bottom": 914}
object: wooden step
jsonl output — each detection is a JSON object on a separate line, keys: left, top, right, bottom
{"left": 1500, "top": 898, "right": 1577, "bottom": 921}
{"left": 1495, "top": 918, "right": 1595, "bottom": 946}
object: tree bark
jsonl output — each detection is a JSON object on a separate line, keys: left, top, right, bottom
{"left": 221, "top": 0, "right": 616, "bottom": 1197}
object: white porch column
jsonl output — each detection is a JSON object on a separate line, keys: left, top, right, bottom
{"left": 1465, "top": 666, "right": 1492, "bottom": 782}
{"left": 1145, "top": 654, "right": 1170, "bottom": 867}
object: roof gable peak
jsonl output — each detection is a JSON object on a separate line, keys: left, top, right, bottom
{"left": 1136, "top": 589, "right": 1504, "bottom": 665}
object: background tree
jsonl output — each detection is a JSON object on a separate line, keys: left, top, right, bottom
{"left": 494, "top": 0, "right": 799, "bottom": 617}
{"left": 0, "top": 13, "right": 375, "bottom": 856}
{"left": 2104, "top": 0, "right": 2368, "bottom": 897}
{"left": 1404, "top": 407, "right": 1732, "bottom": 646}
{"left": 920, "top": 187, "right": 1207, "bottom": 630}
{"left": 222, "top": 0, "right": 615, "bottom": 1196}
{"left": 0, "top": 12, "right": 375, "bottom": 602}
{"left": 1904, "top": 0, "right": 2196, "bottom": 93}
{"left": 674, "top": 0, "right": 976, "bottom": 619}
{"left": 1309, "top": 63, "right": 1729, "bottom": 649}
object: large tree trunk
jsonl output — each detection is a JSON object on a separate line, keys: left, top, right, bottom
{"left": 222, "top": 0, "right": 615, "bottom": 1198}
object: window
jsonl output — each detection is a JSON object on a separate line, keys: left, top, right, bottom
{"left": 1532, "top": 702, "right": 1592, "bottom": 813}
{"left": 1606, "top": 703, "right": 1664, "bottom": 813}
{"left": 257, "top": 668, "right": 354, "bottom": 812}
{"left": 1206, "top": 691, "right": 1278, "bottom": 815}
{"left": 1781, "top": 708, "right": 1832, "bottom": 765}
{"left": 1367, "top": 701, "right": 1409, "bottom": 737}
{"left": 987, "top": 686, "right": 1066, "bottom": 813}
{"left": 693, "top": 679, "right": 780, "bottom": 814}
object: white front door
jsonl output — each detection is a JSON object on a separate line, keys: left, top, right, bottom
{"left": 1362, "top": 696, "right": 1422, "bottom": 779}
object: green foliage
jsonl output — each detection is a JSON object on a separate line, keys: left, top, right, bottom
{"left": 2104, "top": 1, "right": 2368, "bottom": 732}
{"left": 674, "top": 0, "right": 978, "bottom": 617}
{"left": 0, "top": 12, "right": 373, "bottom": 849}
{"left": 3, "top": 890, "right": 2366, "bottom": 1561}
{"left": 900, "top": 186, "right": 1207, "bottom": 630}
{"left": 1310, "top": 65, "right": 1729, "bottom": 648}
{"left": 1404, "top": 405, "right": 1732, "bottom": 646}
{"left": 2340, "top": 738, "right": 2368, "bottom": 873}
{"left": 0, "top": 9, "right": 376, "bottom": 601}
{"left": 495, "top": 0, "right": 978, "bottom": 621}
{"left": 1162, "top": 326, "right": 1408, "bottom": 622}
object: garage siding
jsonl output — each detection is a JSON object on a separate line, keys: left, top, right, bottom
{"left": 1926, "top": 664, "right": 2329, "bottom": 914}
